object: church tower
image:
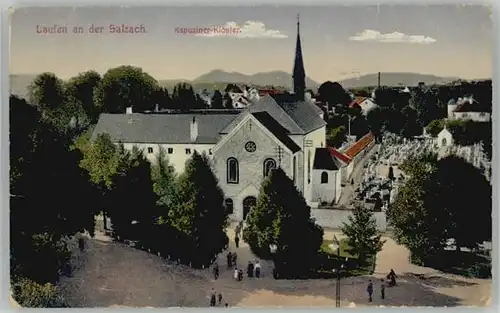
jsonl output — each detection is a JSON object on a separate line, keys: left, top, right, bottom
{"left": 293, "top": 14, "right": 306, "bottom": 101}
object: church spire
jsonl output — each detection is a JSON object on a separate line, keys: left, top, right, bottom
{"left": 293, "top": 14, "right": 306, "bottom": 101}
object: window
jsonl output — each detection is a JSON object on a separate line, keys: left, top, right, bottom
{"left": 307, "top": 150, "right": 311, "bottom": 183}
{"left": 167, "top": 148, "right": 173, "bottom": 154}
{"left": 227, "top": 158, "right": 239, "bottom": 184}
{"left": 209, "top": 149, "right": 213, "bottom": 155}
{"left": 293, "top": 156, "right": 297, "bottom": 183}
{"left": 224, "top": 199, "right": 234, "bottom": 214}
{"left": 321, "top": 171, "right": 328, "bottom": 184}
{"left": 185, "top": 148, "right": 191, "bottom": 154}
{"left": 147, "top": 147, "right": 154, "bottom": 154}
{"left": 263, "top": 158, "right": 277, "bottom": 177}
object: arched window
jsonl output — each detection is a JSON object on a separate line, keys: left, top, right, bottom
{"left": 321, "top": 171, "right": 329, "bottom": 184}
{"left": 263, "top": 158, "right": 277, "bottom": 177}
{"left": 442, "top": 138, "right": 447, "bottom": 146}
{"left": 224, "top": 198, "right": 234, "bottom": 214}
{"left": 227, "top": 158, "right": 239, "bottom": 184}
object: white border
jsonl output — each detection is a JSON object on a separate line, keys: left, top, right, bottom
{"left": 1, "top": 1, "right": 498, "bottom": 312}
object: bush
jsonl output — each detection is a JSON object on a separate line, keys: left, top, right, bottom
{"left": 11, "top": 278, "right": 67, "bottom": 308}
{"left": 468, "top": 263, "right": 492, "bottom": 279}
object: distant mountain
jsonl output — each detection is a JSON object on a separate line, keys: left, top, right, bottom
{"left": 192, "top": 69, "right": 320, "bottom": 89}
{"left": 339, "top": 72, "right": 460, "bottom": 89}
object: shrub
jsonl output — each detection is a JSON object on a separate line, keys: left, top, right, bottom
{"left": 11, "top": 278, "right": 67, "bottom": 308}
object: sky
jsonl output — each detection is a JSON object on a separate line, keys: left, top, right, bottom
{"left": 10, "top": 5, "right": 493, "bottom": 82}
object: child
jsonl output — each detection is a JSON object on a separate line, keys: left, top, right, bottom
{"left": 380, "top": 279, "right": 386, "bottom": 299}
{"left": 255, "top": 260, "right": 261, "bottom": 278}
{"left": 367, "top": 280, "right": 373, "bottom": 303}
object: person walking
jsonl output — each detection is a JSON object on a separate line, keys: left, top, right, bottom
{"left": 387, "top": 269, "right": 397, "bottom": 286}
{"left": 218, "top": 292, "right": 223, "bottom": 305}
{"left": 235, "top": 235, "right": 240, "bottom": 248}
{"left": 238, "top": 268, "right": 243, "bottom": 281}
{"left": 77, "top": 229, "right": 85, "bottom": 252}
{"left": 232, "top": 252, "right": 238, "bottom": 267}
{"left": 233, "top": 268, "right": 239, "bottom": 281}
{"left": 247, "top": 261, "right": 254, "bottom": 278}
{"left": 255, "top": 260, "right": 261, "bottom": 278}
{"left": 226, "top": 252, "right": 232, "bottom": 269}
{"left": 367, "top": 280, "right": 373, "bottom": 303}
{"left": 380, "top": 279, "right": 386, "bottom": 300}
{"left": 209, "top": 288, "right": 217, "bottom": 307}
{"left": 213, "top": 262, "right": 219, "bottom": 280}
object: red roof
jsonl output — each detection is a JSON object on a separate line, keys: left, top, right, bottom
{"left": 348, "top": 100, "right": 361, "bottom": 108}
{"left": 344, "top": 132, "right": 375, "bottom": 159}
{"left": 328, "top": 146, "right": 352, "bottom": 164}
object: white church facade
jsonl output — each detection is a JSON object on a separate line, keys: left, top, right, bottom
{"left": 92, "top": 18, "right": 372, "bottom": 222}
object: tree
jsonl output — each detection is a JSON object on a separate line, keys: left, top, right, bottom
{"left": 211, "top": 90, "right": 224, "bottom": 109}
{"left": 432, "top": 156, "right": 492, "bottom": 250}
{"left": 243, "top": 168, "right": 323, "bottom": 276}
{"left": 154, "top": 87, "right": 171, "bottom": 111}
{"left": 317, "top": 81, "right": 351, "bottom": 109}
{"left": 388, "top": 153, "right": 449, "bottom": 263}
{"left": 326, "top": 125, "right": 347, "bottom": 148}
{"left": 94, "top": 65, "right": 159, "bottom": 113}
{"left": 425, "top": 119, "right": 445, "bottom": 137}
{"left": 341, "top": 205, "right": 385, "bottom": 263}
{"left": 65, "top": 70, "right": 102, "bottom": 122}
{"left": 27, "top": 72, "right": 65, "bottom": 112}
{"left": 366, "top": 106, "right": 385, "bottom": 141}
{"left": 168, "top": 152, "right": 228, "bottom": 266}
{"left": 171, "top": 82, "right": 198, "bottom": 111}
{"left": 151, "top": 147, "right": 177, "bottom": 208}
{"left": 107, "top": 146, "right": 158, "bottom": 241}
{"left": 10, "top": 94, "right": 97, "bottom": 287}
{"left": 400, "top": 106, "right": 422, "bottom": 138}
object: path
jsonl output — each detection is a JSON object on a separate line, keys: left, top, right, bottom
{"left": 337, "top": 144, "right": 378, "bottom": 207}
{"left": 57, "top": 223, "right": 492, "bottom": 308}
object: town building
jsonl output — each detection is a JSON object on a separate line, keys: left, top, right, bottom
{"left": 447, "top": 96, "right": 491, "bottom": 122}
{"left": 92, "top": 17, "right": 374, "bottom": 221}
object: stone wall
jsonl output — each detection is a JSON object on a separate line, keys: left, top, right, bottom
{"left": 311, "top": 208, "right": 387, "bottom": 231}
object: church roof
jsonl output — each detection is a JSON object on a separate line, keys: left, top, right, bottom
{"left": 313, "top": 148, "right": 340, "bottom": 171}
{"left": 92, "top": 113, "right": 237, "bottom": 144}
{"left": 251, "top": 112, "right": 301, "bottom": 153}
{"left": 221, "top": 94, "right": 325, "bottom": 135}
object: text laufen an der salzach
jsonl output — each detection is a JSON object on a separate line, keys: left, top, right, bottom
{"left": 36, "top": 24, "right": 147, "bottom": 34}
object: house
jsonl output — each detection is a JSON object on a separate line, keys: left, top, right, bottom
{"left": 349, "top": 97, "right": 378, "bottom": 115}
{"left": 437, "top": 126, "right": 454, "bottom": 148}
{"left": 225, "top": 84, "right": 260, "bottom": 108}
{"left": 93, "top": 17, "right": 366, "bottom": 220}
{"left": 447, "top": 96, "right": 490, "bottom": 122}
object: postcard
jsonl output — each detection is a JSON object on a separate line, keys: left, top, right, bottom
{"left": 9, "top": 5, "right": 492, "bottom": 308}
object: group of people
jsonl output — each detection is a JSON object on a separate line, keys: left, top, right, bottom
{"left": 209, "top": 288, "right": 228, "bottom": 307}
{"left": 366, "top": 269, "right": 397, "bottom": 303}
{"left": 234, "top": 260, "right": 261, "bottom": 281}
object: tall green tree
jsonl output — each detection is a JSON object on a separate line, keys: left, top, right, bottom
{"left": 388, "top": 153, "right": 449, "bottom": 263}
{"left": 168, "top": 152, "right": 228, "bottom": 266}
{"left": 27, "top": 72, "right": 65, "bottom": 112}
{"left": 65, "top": 70, "right": 102, "bottom": 122}
{"left": 151, "top": 147, "right": 177, "bottom": 208}
{"left": 107, "top": 147, "right": 158, "bottom": 241}
{"left": 432, "top": 156, "right": 492, "bottom": 250}
{"left": 171, "top": 82, "right": 198, "bottom": 111}
{"left": 243, "top": 168, "right": 323, "bottom": 275}
{"left": 94, "top": 65, "right": 159, "bottom": 113}
{"left": 341, "top": 205, "right": 385, "bottom": 263}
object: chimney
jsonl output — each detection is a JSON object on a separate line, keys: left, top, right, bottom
{"left": 377, "top": 72, "right": 381, "bottom": 88}
{"left": 126, "top": 107, "right": 133, "bottom": 114}
{"left": 190, "top": 116, "right": 198, "bottom": 142}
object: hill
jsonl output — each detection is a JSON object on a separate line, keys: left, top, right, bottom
{"left": 192, "top": 69, "right": 319, "bottom": 89}
{"left": 339, "top": 72, "right": 459, "bottom": 89}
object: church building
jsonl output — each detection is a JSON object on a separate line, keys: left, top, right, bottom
{"left": 92, "top": 17, "right": 348, "bottom": 221}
